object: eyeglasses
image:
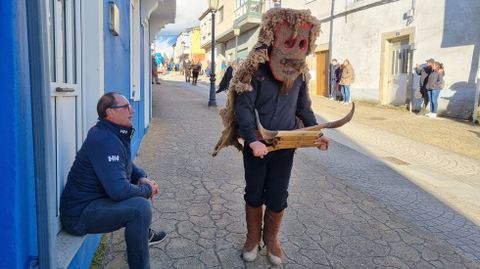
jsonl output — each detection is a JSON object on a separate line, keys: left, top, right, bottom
{"left": 110, "top": 103, "right": 132, "bottom": 111}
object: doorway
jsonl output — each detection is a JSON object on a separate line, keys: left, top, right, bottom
{"left": 385, "top": 37, "right": 410, "bottom": 105}
{"left": 316, "top": 50, "right": 329, "bottom": 96}
{"left": 380, "top": 28, "right": 415, "bottom": 105}
{"left": 46, "top": 0, "right": 83, "bottom": 233}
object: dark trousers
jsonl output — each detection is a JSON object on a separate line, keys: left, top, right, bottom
{"left": 192, "top": 71, "right": 199, "bottom": 85}
{"left": 61, "top": 197, "right": 152, "bottom": 269}
{"left": 242, "top": 146, "right": 295, "bottom": 212}
{"left": 420, "top": 86, "right": 430, "bottom": 108}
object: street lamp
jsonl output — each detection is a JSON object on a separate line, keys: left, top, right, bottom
{"left": 233, "top": 26, "right": 240, "bottom": 63}
{"left": 208, "top": 0, "right": 219, "bottom": 107}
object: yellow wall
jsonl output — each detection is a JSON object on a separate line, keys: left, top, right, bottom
{"left": 190, "top": 27, "right": 205, "bottom": 61}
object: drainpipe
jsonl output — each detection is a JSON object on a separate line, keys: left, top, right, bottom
{"left": 409, "top": 43, "right": 416, "bottom": 113}
{"left": 474, "top": 60, "right": 480, "bottom": 123}
{"left": 327, "top": 0, "right": 335, "bottom": 94}
{"left": 25, "top": 0, "right": 57, "bottom": 268}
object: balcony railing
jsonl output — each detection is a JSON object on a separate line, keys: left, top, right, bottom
{"left": 234, "top": 0, "right": 265, "bottom": 29}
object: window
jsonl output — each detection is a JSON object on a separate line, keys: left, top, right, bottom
{"left": 218, "top": 6, "right": 224, "bottom": 23}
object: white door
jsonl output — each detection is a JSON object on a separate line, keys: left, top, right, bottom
{"left": 386, "top": 39, "right": 410, "bottom": 105}
{"left": 46, "top": 0, "right": 82, "bottom": 233}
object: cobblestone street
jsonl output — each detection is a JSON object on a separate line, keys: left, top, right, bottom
{"left": 96, "top": 74, "right": 480, "bottom": 269}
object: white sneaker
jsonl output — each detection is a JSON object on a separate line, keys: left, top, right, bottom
{"left": 425, "top": 112, "right": 432, "bottom": 117}
{"left": 430, "top": 113, "right": 437, "bottom": 118}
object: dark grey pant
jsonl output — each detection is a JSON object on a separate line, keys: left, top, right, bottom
{"left": 61, "top": 197, "right": 152, "bottom": 269}
{"left": 242, "top": 146, "right": 295, "bottom": 212}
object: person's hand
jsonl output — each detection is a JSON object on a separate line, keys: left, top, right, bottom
{"left": 249, "top": 141, "right": 268, "bottom": 158}
{"left": 138, "top": 177, "right": 149, "bottom": 185}
{"left": 138, "top": 177, "right": 159, "bottom": 200}
{"left": 316, "top": 135, "right": 330, "bottom": 151}
{"left": 415, "top": 63, "right": 419, "bottom": 68}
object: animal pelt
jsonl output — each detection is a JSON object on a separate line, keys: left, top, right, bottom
{"left": 212, "top": 8, "right": 320, "bottom": 157}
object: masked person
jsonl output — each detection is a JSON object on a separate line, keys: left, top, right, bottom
{"left": 212, "top": 8, "right": 329, "bottom": 265}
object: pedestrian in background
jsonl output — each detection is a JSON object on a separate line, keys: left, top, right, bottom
{"left": 216, "top": 61, "right": 236, "bottom": 94}
{"left": 425, "top": 62, "right": 445, "bottom": 118}
{"left": 339, "top": 59, "right": 354, "bottom": 104}
{"left": 191, "top": 60, "right": 201, "bottom": 86}
{"left": 151, "top": 56, "right": 160, "bottom": 84}
{"left": 329, "top": 58, "right": 340, "bottom": 100}
{"left": 184, "top": 59, "right": 191, "bottom": 82}
{"left": 415, "top": 58, "right": 435, "bottom": 114}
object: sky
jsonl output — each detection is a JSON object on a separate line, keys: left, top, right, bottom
{"left": 153, "top": 0, "right": 208, "bottom": 57}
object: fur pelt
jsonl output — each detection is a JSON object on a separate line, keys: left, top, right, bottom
{"left": 212, "top": 8, "right": 320, "bottom": 157}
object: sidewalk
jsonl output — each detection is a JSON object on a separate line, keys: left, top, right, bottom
{"left": 95, "top": 75, "right": 480, "bottom": 268}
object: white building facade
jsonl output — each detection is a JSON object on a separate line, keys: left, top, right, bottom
{"left": 282, "top": 0, "right": 480, "bottom": 119}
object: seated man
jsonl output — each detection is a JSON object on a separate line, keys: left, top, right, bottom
{"left": 60, "top": 92, "right": 165, "bottom": 269}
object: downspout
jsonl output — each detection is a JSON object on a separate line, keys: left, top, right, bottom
{"left": 474, "top": 56, "right": 480, "bottom": 123}
{"left": 327, "top": 0, "right": 335, "bottom": 93}
{"left": 25, "top": 0, "right": 57, "bottom": 268}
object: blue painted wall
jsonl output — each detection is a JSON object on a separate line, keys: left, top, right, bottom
{"left": 103, "top": 0, "right": 148, "bottom": 155}
{"left": 0, "top": 1, "right": 38, "bottom": 268}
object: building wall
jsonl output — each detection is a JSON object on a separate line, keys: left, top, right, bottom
{"left": 283, "top": 0, "right": 480, "bottom": 118}
{"left": 200, "top": 13, "right": 212, "bottom": 48}
{"left": 190, "top": 27, "right": 206, "bottom": 61}
{"left": 216, "top": 0, "right": 234, "bottom": 37}
{"left": 103, "top": 0, "right": 147, "bottom": 154}
{"left": 225, "top": 26, "right": 261, "bottom": 62}
{"left": 0, "top": 1, "right": 38, "bottom": 268}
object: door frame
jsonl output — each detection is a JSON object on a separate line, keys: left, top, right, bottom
{"left": 46, "top": 0, "right": 83, "bottom": 234}
{"left": 315, "top": 49, "right": 329, "bottom": 97}
{"left": 379, "top": 27, "right": 415, "bottom": 104}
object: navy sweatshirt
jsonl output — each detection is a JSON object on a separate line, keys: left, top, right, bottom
{"left": 235, "top": 63, "right": 318, "bottom": 145}
{"left": 60, "top": 119, "right": 152, "bottom": 217}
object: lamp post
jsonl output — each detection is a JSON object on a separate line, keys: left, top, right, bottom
{"left": 208, "top": 0, "right": 219, "bottom": 107}
{"left": 233, "top": 27, "right": 240, "bottom": 63}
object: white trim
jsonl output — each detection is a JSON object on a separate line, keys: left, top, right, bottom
{"left": 130, "top": 0, "right": 141, "bottom": 101}
{"left": 81, "top": 0, "right": 104, "bottom": 133}
{"left": 143, "top": 21, "right": 151, "bottom": 127}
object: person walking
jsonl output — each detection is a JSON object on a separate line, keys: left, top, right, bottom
{"left": 191, "top": 60, "right": 201, "bottom": 86}
{"left": 183, "top": 59, "right": 191, "bottom": 82}
{"left": 216, "top": 62, "right": 235, "bottom": 94}
{"left": 339, "top": 59, "right": 354, "bottom": 104}
{"left": 425, "top": 62, "right": 445, "bottom": 118}
{"left": 151, "top": 56, "right": 160, "bottom": 84}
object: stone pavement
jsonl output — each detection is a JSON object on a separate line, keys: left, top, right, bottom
{"left": 96, "top": 73, "right": 480, "bottom": 268}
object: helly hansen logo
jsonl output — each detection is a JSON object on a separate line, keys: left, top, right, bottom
{"left": 120, "top": 129, "right": 128, "bottom": 134}
{"left": 108, "top": 155, "right": 120, "bottom": 162}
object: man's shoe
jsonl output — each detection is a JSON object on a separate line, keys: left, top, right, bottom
{"left": 149, "top": 229, "right": 166, "bottom": 246}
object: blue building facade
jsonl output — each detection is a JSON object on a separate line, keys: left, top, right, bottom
{"left": 0, "top": 1, "right": 175, "bottom": 268}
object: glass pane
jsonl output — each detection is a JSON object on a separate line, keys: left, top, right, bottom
{"left": 62, "top": 0, "right": 67, "bottom": 83}
{"left": 48, "top": 0, "right": 56, "bottom": 82}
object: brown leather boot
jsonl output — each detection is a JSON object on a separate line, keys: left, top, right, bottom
{"left": 242, "top": 204, "right": 263, "bottom": 261}
{"left": 263, "top": 208, "right": 284, "bottom": 265}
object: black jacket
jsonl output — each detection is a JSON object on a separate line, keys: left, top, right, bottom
{"left": 235, "top": 63, "right": 318, "bottom": 145}
{"left": 217, "top": 66, "right": 234, "bottom": 93}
